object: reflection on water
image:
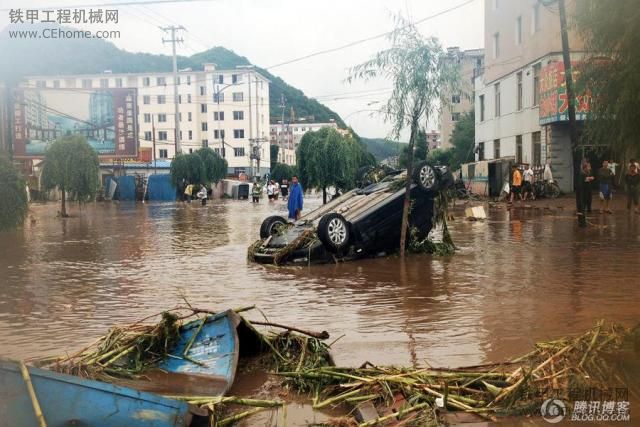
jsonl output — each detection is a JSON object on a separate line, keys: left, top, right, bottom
{"left": 1, "top": 200, "right": 639, "bottom": 374}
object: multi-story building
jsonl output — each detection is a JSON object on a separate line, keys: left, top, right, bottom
{"left": 269, "top": 119, "right": 339, "bottom": 166}
{"left": 474, "top": 0, "right": 585, "bottom": 192}
{"left": 426, "top": 130, "right": 440, "bottom": 151}
{"left": 0, "top": 84, "right": 8, "bottom": 152}
{"left": 439, "top": 47, "right": 484, "bottom": 149}
{"left": 23, "top": 63, "right": 271, "bottom": 176}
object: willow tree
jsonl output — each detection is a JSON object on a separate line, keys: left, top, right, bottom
{"left": 575, "top": 0, "right": 640, "bottom": 164}
{"left": 0, "top": 154, "right": 28, "bottom": 231}
{"left": 348, "top": 16, "right": 459, "bottom": 257}
{"left": 41, "top": 135, "right": 99, "bottom": 217}
{"left": 196, "top": 147, "right": 227, "bottom": 184}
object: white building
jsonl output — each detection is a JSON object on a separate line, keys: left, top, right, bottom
{"left": 269, "top": 120, "right": 339, "bottom": 166}
{"left": 24, "top": 63, "right": 271, "bottom": 176}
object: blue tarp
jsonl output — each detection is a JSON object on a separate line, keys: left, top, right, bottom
{"left": 116, "top": 176, "right": 136, "bottom": 201}
{"left": 147, "top": 174, "right": 176, "bottom": 201}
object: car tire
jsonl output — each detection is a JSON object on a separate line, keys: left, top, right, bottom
{"left": 260, "top": 215, "right": 288, "bottom": 239}
{"left": 317, "top": 213, "right": 351, "bottom": 253}
{"left": 412, "top": 161, "right": 439, "bottom": 193}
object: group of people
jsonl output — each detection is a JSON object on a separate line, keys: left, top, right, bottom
{"left": 509, "top": 163, "right": 552, "bottom": 203}
{"left": 252, "top": 175, "right": 304, "bottom": 220}
{"left": 183, "top": 183, "right": 209, "bottom": 206}
{"left": 576, "top": 159, "right": 640, "bottom": 217}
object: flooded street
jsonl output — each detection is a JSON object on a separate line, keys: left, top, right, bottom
{"left": 1, "top": 198, "right": 639, "bottom": 371}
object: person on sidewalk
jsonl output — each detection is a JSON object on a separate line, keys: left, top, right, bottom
{"left": 252, "top": 180, "right": 263, "bottom": 203}
{"left": 522, "top": 164, "right": 534, "bottom": 201}
{"left": 267, "top": 180, "right": 276, "bottom": 202}
{"left": 583, "top": 162, "right": 595, "bottom": 213}
{"left": 577, "top": 162, "right": 595, "bottom": 227}
{"left": 598, "top": 160, "right": 614, "bottom": 214}
{"left": 510, "top": 165, "right": 522, "bottom": 204}
{"left": 287, "top": 175, "right": 304, "bottom": 221}
{"left": 625, "top": 163, "right": 640, "bottom": 214}
{"left": 280, "top": 179, "right": 289, "bottom": 201}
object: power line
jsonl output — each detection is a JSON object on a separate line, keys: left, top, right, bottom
{"left": 263, "top": 0, "right": 476, "bottom": 70}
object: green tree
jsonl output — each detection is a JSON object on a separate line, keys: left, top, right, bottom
{"left": 427, "top": 148, "right": 453, "bottom": 166}
{"left": 349, "top": 16, "right": 459, "bottom": 257}
{"left": 170, "top": 152, "right": 206, "bottom": 188}
{"left": 270, "top": 144, "right": 279, "bottom": 171}
{"left": 0, "top": 154, "right": 28, "bottom": 231}
{"left": 196, "top": 147, "right": 227, "bottom": 184}
{"left": 41, "top": 135, "right": 99, "bottom": 217}
{"left": 575, "top": 0, "right": 640, "bottom": 163}
{"left": 270, "top": 163, "right": 296, "bottom": 183}
{"left": 399, "top": 129, "right": 428, "bottom": 167}
{"left": 449, "top": 110, "right": 475, "bottom": 170}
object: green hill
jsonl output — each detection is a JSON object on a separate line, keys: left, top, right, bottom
{"left": 0, "top": 24, "right": 345, "bottom": 126}
{"left": 361, "top": 137, "right": 405, "bottom": 161}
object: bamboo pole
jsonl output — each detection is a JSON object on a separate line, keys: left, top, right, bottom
{"left": 19, "top": 362, "right": 47, "bottom": 427}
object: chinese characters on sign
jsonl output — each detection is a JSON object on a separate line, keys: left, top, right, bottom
{"left": 539, "top": 61, "right": 592, "bottom": 125}
{"left": 8, "top": 9, "right": 118, "bottom": 24}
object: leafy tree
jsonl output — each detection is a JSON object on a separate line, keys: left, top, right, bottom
{"left": 170, "top": 153, "right": 206, "bottom": 187}
{"left": 196, "top": 147, "right": 227, "bottom": 184}
{"left": 41, "top": 135, "right": 99, "bottom": 217}
{"left": 575, "top": 0, "right": 640, "bottom": 163}
{"left": 360, "top": 137, "right": 404, "bottom": 162}
{"left": 449, "top": 110, "right": 475, "bottom": 170}
{"left": 0, "top": 154, "right": 28, "bottom": 231}
{"left": 400, "top": 129, "right": 428, "bottom": 167}
{"left": 427, "top": 148, "right": 453, "bottom": 166}
{"left": 270, "top": 162, "right": 296, "bottom": 183}
{"left": 297, "top": 128, "right": 360, "bottom": 203}
{"left": 349, "top": 16, "right": 459, "bottom": 257}
{"left": 270, "top": 144, "right": 279, "bottom": 171}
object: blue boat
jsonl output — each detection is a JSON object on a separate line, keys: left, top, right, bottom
{"left": 0, "top": 358, "right": 193, "bottom": 427}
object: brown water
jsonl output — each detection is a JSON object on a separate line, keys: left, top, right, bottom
{"left": 1, "top": 198, "right": 639, "bottom": 424}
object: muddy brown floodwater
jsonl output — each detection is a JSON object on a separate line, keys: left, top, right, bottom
{"left": 1, "top": 197, "right": 639, "bottom": 425}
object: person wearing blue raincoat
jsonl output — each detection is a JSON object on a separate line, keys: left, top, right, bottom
{"left": 287, "top": 175, "right": 304, "bottom": 220}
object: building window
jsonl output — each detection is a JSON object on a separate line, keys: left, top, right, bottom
{"left": 143, "top": 95, "right": 150, "bottom": 104}
{"left": 115, "top": 78, "right": 123, "bottom": 88}
{"left": 35, "top": 80, "right": 46, "bottom": 88}
{"left": 187, "top": 94, "right": 192, "bottom": 103}
{"left": 232, "top": 74, "right": 238, "bottom": 84}
{"left": 452, "top": 112, "right": 461, "bottom": 122}
{"left": 479, "top": 95, "right": 485, "bottom": 121}
{"left": 202, "top": 122, "right": 208, "bottom": 131}
{"left": 493, "top": 32, "right": 500, "bottom": 59}
{"left": 234, "top": 147, "right": 245, "bottom": 157}
{"left": 178, "top": 95, "right": 182, "bottom": 104}
{"left": 214, "top": 129, "right": 225, "bottom": 139}
{"left": 532, "top": 3, "right": 540, "bottom": 33}
{"left": 214, "top": 111, "right": 225, "bottom": 121}
{"left": 158, "top": 131, "right": 168, "bottom": 141}
{"left": 187, "top": 76, "right": 191, "bottom": 85}
{"left": 144, "top": 131, "right": 152, "bottom": 141}
{"left": 188, "top": 130, "right": 193, "bottom": 140}
{"left": 493, "top": 139, "right": 500, "bottom": 159}
{"left": 158, "top": 114, "right": 167, "bottom": 122}
{"left": 494, "top": 82, "right": 501, "bottom": 117}
{"left": 159, "top": 149, "right": 168, "bottom": 158}
{"left": 82, "top": 79, "right": 92, "bottom": 89}
{"left": 201, "top": 103, "right": 207, "bottom": 113}
{"left": 143, "top": 77, "right": 150, "bottom": 86}
{"left": 200, "top": 85, "right": 206, "bottom": 96}
{"left": 532, "top": 131, "right": 542, "bottom": 165}
{"left": 478, "top": 142, "right": 485, "bottom": 161}
{"left": 188, "top": 112, "right": 192, "bottom": 122}
{"left": 214, "top": 92, "right": 224, "bottom": 103}
{"left": 232, "top": 92, "right": 243, "bottom": 102}
{"left": 213, "top": 147, "right": 220, "bottom": 154}
{"left": 158, "top": 95, "right": 166, "bottom": 104}
{"left": 533, "top": 63, "right": 541, "bottom": 106}
{"left": 100, "top": 78, "right": 109, "bottom": 88}
{"left": 233, "top": 111, "right": 244, "bottom": 120}
{"left": 53, "top": 80, "right": 60, "bottom": 88}
{"left": 233, "top": 129, "right": 245, "bottom": 139}
{"left": 516, "top": 16, "right": 522, "bottom": 45}
{"left": 452, "top": 94, "right": 461, "bottom": 104}
{"left": 218, "top": 75, "right": 224, "bottom": 84}
{"left": 516, "top": 71, "right": 523, "bottom": 111}
{"left": 188, "top": 148, "right": 193, "bottom": 154}
{"left": 202, "top": 139, "right": 209, "bottom": 148}
{"left": 144, "top": 113, "right": 151, "bottom": 123}
{"left": 516, "top": 135, "right": 523, "bottom": 163}
{"left": 179, "top": 112, "right": 182, "bottom": 122}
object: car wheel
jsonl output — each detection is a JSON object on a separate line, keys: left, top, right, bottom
{"left": 260, "top": 215, "right": 288, "bottom": 239}
{"left": 317, "top": 213, "right": 351, "bottom": 253}
{"left": 412, "top": 161, "right": 438, "bottom": 193}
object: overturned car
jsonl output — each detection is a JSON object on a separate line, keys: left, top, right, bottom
{"left": 248, "top": 162, "right": 454, "bottom": 265}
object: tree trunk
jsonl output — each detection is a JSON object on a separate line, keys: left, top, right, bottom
{"left": 61, "top": 188, "right": 67, "bottom": 218}
{"left": 323, "top": 187, "right": 327, "bottom": 204}
{"left": 399, "top": 116, "right": 420, "bottom": 258}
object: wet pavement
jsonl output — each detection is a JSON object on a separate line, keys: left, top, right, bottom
{"left": 1, "top": 196, "right": 639, "bottom": 424}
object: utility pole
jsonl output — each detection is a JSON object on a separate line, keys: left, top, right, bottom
{"left": 161, "top": 25, "right": 184, "bottom": 156}
{"left": 152, "top": 115, "right": 157, "bottom": 174}
{"left": 280, "top": 94, "right": 286, "bottom": 164}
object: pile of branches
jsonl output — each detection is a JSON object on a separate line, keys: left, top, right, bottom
{"left": 247, "top": 228, "right": 318, "bottom": 265}
{"left": 409, "top": 191, "right": 455, "bottom": 256}
{"left": 275, "top": 322, "right": 632, "bottom": 425}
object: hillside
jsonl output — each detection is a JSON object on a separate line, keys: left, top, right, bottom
{"left": 0, "top": 23, "right": 345, "bottom": 127}
{"left": 361, "top": 137, "right": 405, "bottom": 161}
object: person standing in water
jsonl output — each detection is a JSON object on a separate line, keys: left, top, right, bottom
{"left": 287, "top": 175, "right": 304, "bottom": 221}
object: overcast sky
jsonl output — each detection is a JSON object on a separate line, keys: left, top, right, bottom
{"left": 5, "top": 0, "right": 485, "bottom": 139}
